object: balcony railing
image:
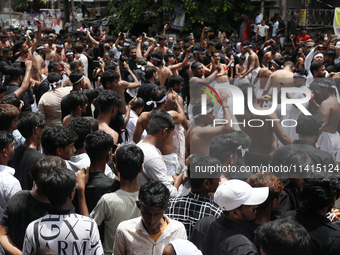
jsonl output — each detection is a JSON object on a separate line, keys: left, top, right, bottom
{"left": 286, "top": 8, "right": 334, "bottom": 27}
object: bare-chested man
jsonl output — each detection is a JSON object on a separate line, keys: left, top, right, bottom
{"left": 211, "top": 50, "right": 230, "bottom": 83}
{"left": 309, "top": 78, "right": 340, "bottom": 157}
{"left": 237, "top": 41, "right": 260, "bottom": 84}
{"left": 49, "top": 40, "right": 65, "bottom": 62}
{"left": 16, "top": 21, "right": 41, "bottom": 62}
{"left": 165, "top": 75, "right": 188, "bottom": 167}
{"left": 262, "top": 42, "right": 282, "bottom": 67}
{"left": 147, "top": 50, "right": 172, "bottom": 86}
{"left": 133, "top": 86, "right": 188, "bottom": 175}
{"left": 164, "top": 49, "right": 190, "bottom": 75}
{"left": 96, "top": 90, "right": 121, "bottom": 145}
{"left": 262, "top": 60, "right": 294, "bottom": 97}
{"left": 236, "top": 83, "right": 292, "bottom": 166}
{"left": 155, "top": 35, "right": 172, "bottom": 56}
{"left": 63, "top": 60, "right": 92, "bottom": 90}
{"left": 44, "top": 36, "right": 56, "bottom": 66}
{"left": 0, "top": 34, "right": 11, "bottom": 57}
{"left": 190, "top": 90, "right": 234, "bottom": 156}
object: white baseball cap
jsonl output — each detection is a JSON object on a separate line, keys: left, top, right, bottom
{"left": 214, "top": 179, "right": 269, "bottom": 211}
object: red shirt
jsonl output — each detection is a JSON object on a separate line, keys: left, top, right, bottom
{"left": 296, "top": 34, "right": 310, "bottom": 43}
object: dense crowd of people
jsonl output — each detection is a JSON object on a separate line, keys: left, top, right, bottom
{"left": 1, "top": 10, "right": 340, "bottom": 255}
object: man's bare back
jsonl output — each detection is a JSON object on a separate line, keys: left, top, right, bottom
{"left": 319, "top": 95, "right": 340, "bottom": 133}
{"left": 262, "top": 68, "right": 294, "bottom": 96}
{"left": 157, "top": 66, "right": 172, "bottom": 86}
{"left": 98, "top": 122, "right": 119, "bottom": 145}
{"left": 235, "top": 107, "right": 292, "bottom": 157}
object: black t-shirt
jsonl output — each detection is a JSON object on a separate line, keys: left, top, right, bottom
{"left": 5, "top": 83, "right": 33, "bottom": 111}
{"left": 73, "top": 172, "right": 120, "bottom": 213}
{"left": 0, "top": 190, "right": 51, "bottom": 249}
{"left": 34, "top": 78, "right": 49, "bottom": 105}
{"left": 137, "top": 80, "right": 158, "bottom": 112}
{"left": 8, "top": 146, "right": 43, "bottom": 190}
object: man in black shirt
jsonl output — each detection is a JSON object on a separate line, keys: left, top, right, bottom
{"left": 137, "top": 66, "right": 158, "bottom": 112}
{"left": 296, "top": 178, "right": 340, "bottom": 255}
{"left": 9, "top": 112, "right": 45, "bottom": 190}
{"left": 191, "top": 180, "right": 268, "bottom": 255}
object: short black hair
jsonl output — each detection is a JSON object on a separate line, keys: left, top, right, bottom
{"left": 147, "top": 109, "right": 174, "bottom": 135}
{"left": 145, "top": 66, "right": 158, "bottom": 80}
{"left": 138, "top": 181, "right": 170, "bottom": 208}
{"left": 67, "top": 91, "right": 88, "bottom": 111}
{"left": 16, "top": 112, "right": 45, "bottom": 139}
{"left": 101, "top": 70, "right": 120, "bottom": 89}
{"left": 96, "top": 90, "right": 122, "bottom": 113}
{"left": 188, "top": 154, "right": 221, "bottom": 190}
{"left": 70, "top": 60, "right": 83, "bottom": 71}
{"left": 150, "top": 51, "right": 164, "bottom": 66}
{"left": 1, "top": 94, "right": 21, "bottom": 109}
{"left": 84, "top": 117, "right": 98, "bottom": 132}
{"left": 310, "top": 60, "right": 324, "bottom": 74}
{"left": 69, "top": 70, "right": 84, "bottom": 85}
{"left": 166, "top": 75, "right": 184, "bottom": 90}
{"left": 41, "top": 126, "right": 78, "bottom": 156}
{"left": 40, "top": 166, "right": 76, "bottom": 207}
{"left": 85, "top": 131, "right": 113, "bottom": 163}
{"left": 48, "top": 61, "right": 62, "bottom": 73}
{"left": 301, "top": 178, "right": 340, "bottom": 211}
{"left": 67, "top": 117, "right": 91, "bottom": 150}
{"left": 0, "top": 104, "right": 20, "bottom": 131}
{"left": 164, "top": 52, "right": 176, "bottom": 63}
{"left": 150, "top": 86, "right": 166, "bottom": 102}
{"left": 209, "top": 131, "right": 251, "bottom": 164}
{"left": 29, "top": 156, "right": 66, "bottom": 185}
{"left": 296, "top": 113, "right": 323, "bottom": 136}
{"left": 254, "top": 218, "right": 311, "bottom": 255}
{"left": 0, "top": 131, "right": 13, "bottom": 151}
{"left": 116, "top": 145, "right": 144, "bottom": 181}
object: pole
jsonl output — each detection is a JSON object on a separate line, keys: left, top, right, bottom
{"left": 9, "top": 0, "right": 12, "bottom": 26}
{"left": 71, "top": 0, "right": 75, "bottom": 32}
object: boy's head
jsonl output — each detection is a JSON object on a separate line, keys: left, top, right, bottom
{"left": 30, "top": 156, "right": 67, "bottom": 189}
{"left": 116, "top": 144, "right": 144, "bottom": 182}
{"left": 137, "top": 181, "right": 170, "bottom": 232}
{"left": 0, "top": 104, "right": 20, "bottom": 132}
{"left": 41, "top": 126, "right": 77, "bottom": 160}
{"left": 96, "top": 90, "right": 122, "bottom": 117}
{"left": 68, "top": 91, "right": 88, "bottom": 112}
{"left": 67, "top": 117, "right": 92, "bottom": 151}
{"left": 40, "top": 166, "right": 77, "bottom": 208}
{"left": 16, "top": 112, "right": 45, "bottom": 140}
{"left": 0, "top": 131, "right": 14, "bottom": 162}
{"left": 85, "top": 131, "right": 113, "bottom": 164}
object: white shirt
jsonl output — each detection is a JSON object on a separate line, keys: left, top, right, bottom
{"left": 136, "top": 141, "right": 178, "bottom": 197}
{"left": 23, "top": 213, "right": 103, "bottom": 255}
{"left": 0, "top": 165, "right": 21, "bottom": 217}
{"left": 257, "top": 24, "right": 269, "bottom": 37}
{"left": 114, "top": 215, "right": 187, "bottom": 255}
{"left": 78, "top": 53, "right": 89, "bottom": 78}
{"left": 67, "top": 153, "right": 115, "bottom": 179}
{"left": 123, "top": 111, "right": 147, "bottom": 145}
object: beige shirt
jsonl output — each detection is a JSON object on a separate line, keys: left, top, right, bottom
{"left": 114, "top": 215, "right": 187, "bottom": 255}
{"left": 90, "top": 190, "right": 140, "bottom": 255}
{"left": 38, "top": 86, "right": 72, "bottom": 126}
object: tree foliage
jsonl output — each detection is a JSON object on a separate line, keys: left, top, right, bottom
{"left": 108, "top": 0, "right": 253, "bottom": 35}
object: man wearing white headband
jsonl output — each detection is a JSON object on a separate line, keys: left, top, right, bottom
{"left": 237, "top": 41, "right": 260, "bottom": 84}
{"left": 49, "top": 40, "right": 65, "bottom": 62}
{"left": 262, "top": 42, "right": 281, "bottom": 68}
{"left": 309, "top": 78, "right": 340, "bottom": 159}
{"left": 134, "top": 86, "right": 188, "bottom": 178}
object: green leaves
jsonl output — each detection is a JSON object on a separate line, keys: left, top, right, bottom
{"left": 108, "top": 0, "right": 253, "bottom": 34}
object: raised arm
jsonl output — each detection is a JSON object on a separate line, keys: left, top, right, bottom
{"left": 87, "top": 30, "right": 99, "bottom": 47}
{"left": 14, "top": 60, "right": 32, "bottom": 99}
{"left": 29, "top": 19, "right": 41, "bottom": 55}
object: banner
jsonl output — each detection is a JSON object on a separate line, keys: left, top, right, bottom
{"left": 39, "top": 9, "right": 63, "bottom": 34}
{"left": 300, "top": 9, "right": 306, "bottom": 26}
{"left": 334, "top": 7, "right": 340, "bottom": 38}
